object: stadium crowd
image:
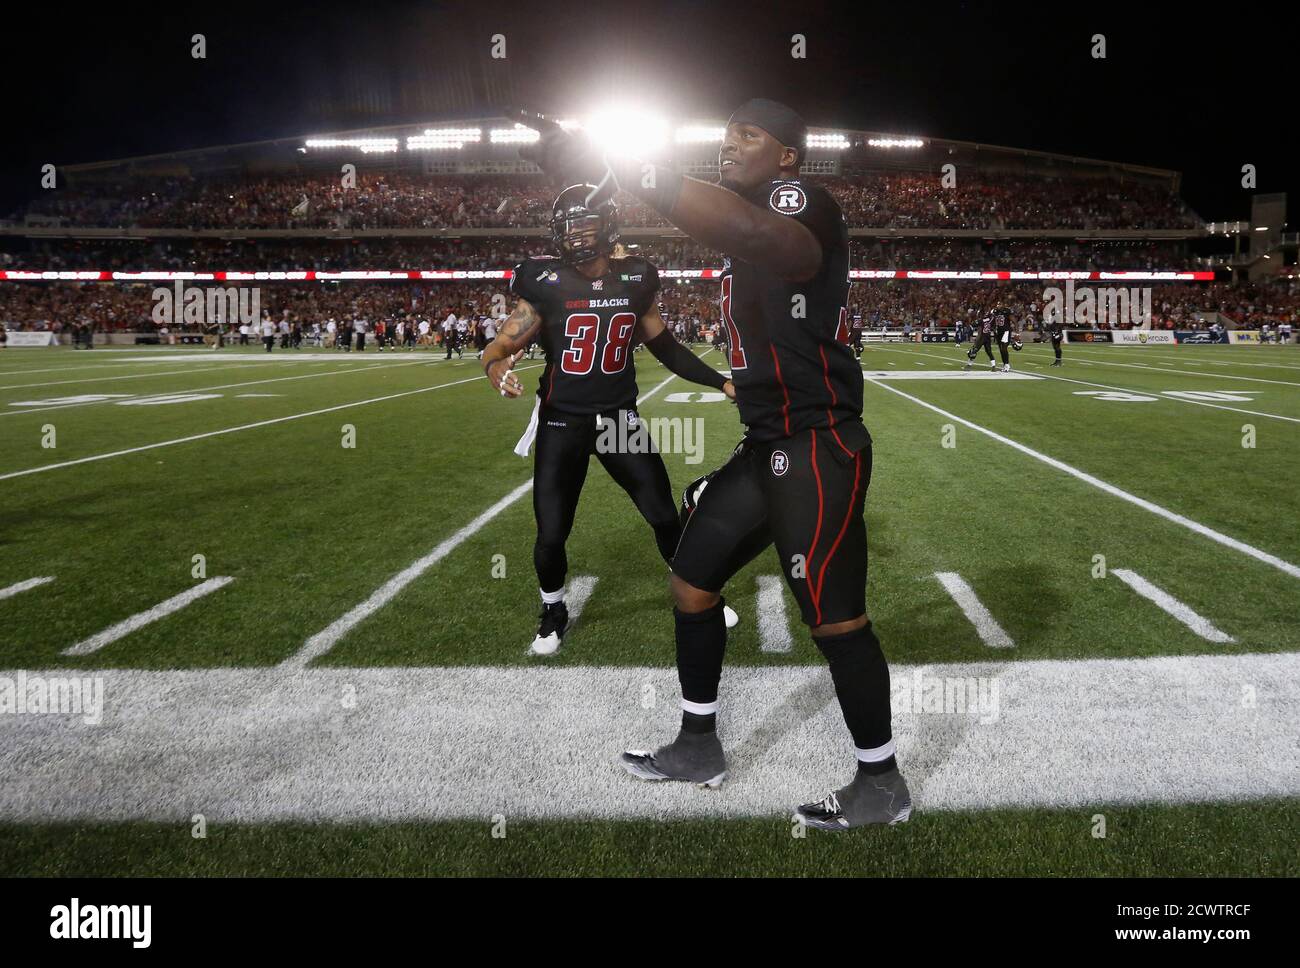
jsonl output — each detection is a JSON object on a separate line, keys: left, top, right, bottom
{"left": 3, "top": 279, "right": 1297, "bottom": 342}
{"left": 8, "top": 169, "right": 1199, "bottom": 231}
{"left": 0, "top": 236, "right": 1196, "bottom": 272}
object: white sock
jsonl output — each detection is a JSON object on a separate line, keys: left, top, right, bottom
{"left": 540, "top": 587, "right": 565, "bottom": 606}
{"left": 854, "top": 738, "right": 896, "bottom": 764}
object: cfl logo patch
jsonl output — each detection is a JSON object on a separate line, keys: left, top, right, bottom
{"left": 770, "top": 450, "right": 789, "bottom": 476}
{"left": 769, "top": 185, "right": 807, "bottom": 215}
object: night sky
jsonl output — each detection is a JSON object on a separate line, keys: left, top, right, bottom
{"left": 4, "top": 0, "right": 1295, "bottom": 224}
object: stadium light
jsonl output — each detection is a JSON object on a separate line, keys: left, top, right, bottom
{"left": 867, "top": 137, "right": 925, "bottom": 149}
{"left": 304, "top": 138, "right": 400, "bottom": 152}
{"left": 407, "top": 127, "right": 482, "bottom": 150}
{"left": 584, "top": 106, "right": 670, "bottom": 157}
{"left": 490, "top": 124, "right": 540, "bottom": 144}
{"left": 806, "top": 132, "right": 850, "bottom": 150}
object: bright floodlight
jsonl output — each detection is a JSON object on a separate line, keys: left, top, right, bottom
{"left": 584, "top": 107, "right": 670, "bottom": 156}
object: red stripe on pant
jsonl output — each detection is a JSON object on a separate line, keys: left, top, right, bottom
{"left": 806, "top": 429, "right": 826, "bottom": 626}
{"left": 814, "top": 450, "right": 862, "bottom": 612}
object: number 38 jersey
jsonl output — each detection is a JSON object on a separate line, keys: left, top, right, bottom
{"left": 510, "top": 255, "right": 660, "bottom": 416}
{"left": 720, "top": 179, "right": 867, "bottom": 449}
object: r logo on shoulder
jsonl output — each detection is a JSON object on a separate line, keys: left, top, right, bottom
{"left": 771, "top": 450, "right": 789, "bottom": 476}
{"left": 769, "top": 185, "right": 807, "bottom": 215}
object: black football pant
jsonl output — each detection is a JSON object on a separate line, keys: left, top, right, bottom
{"left": 532, "top": 407, "right": 680, "bottom": 594}
{"left": 673, "top": 429, "right": 870, "bottom": 627}
{"left": 998, "top": 332, "right": 1010, "bottom": 364}
{"left": 968, "top": 333, "right": 993, "bottom": 360}
{"left": 1052, "top": 334, "right": 1063, "bottom": 360}
{"left": 671, "top": 429, "right": 894, "bottom": 757}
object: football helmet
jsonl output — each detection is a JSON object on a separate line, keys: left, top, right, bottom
{"left": 550, "top": 184, "right": 619, "bottom": 264}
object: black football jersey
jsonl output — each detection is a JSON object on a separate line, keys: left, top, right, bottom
{"left": 510, "top": 256, "right": 660, "bottom": 415}
{"left": 720, "top": 179, "right": 866, "bottom": 448}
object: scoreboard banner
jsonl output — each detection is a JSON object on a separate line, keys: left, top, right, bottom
{"left": 2, "top": 331, "right": 57, "bottom": 346}
{"left": 1112, "top": 330, "right": 1178, "bottom": 346}
{"left": 1064, "top": 330, "right": 1114, "bottom": 343}
{"left": 0, "top": 267, "right": 1219, "bottom": 283}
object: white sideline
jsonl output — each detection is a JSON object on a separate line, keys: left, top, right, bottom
{"left": 0, "top": 576, "right": 54, "bottom": 601}
{"left": 0, "top": 651, "right": 1295, "bottom": 820}
{"left": 864, "top": 377, "right": 1300, "bottom": 581}
{"left": 756, "top": 575, "right": 794, "bottom": 653}
{"left": 1111, "top": 569, "right": 1234, "bottom": 643}
{"left": 933, "top": 572, "right": 1015, "bottom": 648}
{"left": 283, "top": 366, "right": 691, "bottom": 667}
{"left": 62, "top": 577, "right": 235, "bottom": 656}
{"left": 0, "top": 367, "right": 540, "bottom": 482}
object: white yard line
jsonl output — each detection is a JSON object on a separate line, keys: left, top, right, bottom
{"left": 0, "top": 361, "right": 287, "bottom": 391}
{"left": 933, "top": 572, "right": 1015, "bottom": 648}
{"left": 1055, "top": 353, "right": 1300, "bottom": 387}
{"left": 1110, "top": 569, "right": 1235, "bottom": 643}
{"left": 283, "top": 480, "right": 537, "bottom": 671}
{"left": 755, "top": 575, "right": 794, "bottom": 653}
{"left": 0, "top": 359, "right": 430, "bottom": 418}
{"left": 61, "top": 577, "right": 235, "bottom": 656}
{"left": 0, "top": 367, "right": 541, "bottom": 483}
{"left": 282, "top": 365, "right": 692, "bottom": 668}
{"left": 863, "top": 377, "right": 1300, "bottom": 580}
{"left": 0, "top": 576, "right": 54, "bottom": 601}
{"left": 1, "top": 651, "right": 1294, "bottom": 820}
{"left": 1065, "top": 348, "right": 1300, "bottom": 372}
{"left": 890, "top": 346, "right": 1299, "bottom": 421}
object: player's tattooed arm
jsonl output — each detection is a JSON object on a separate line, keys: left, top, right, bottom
{"left": 483, "top": 297, "right": 541, "bottom": 398}
{"left": 637, "top": 308, "right": 734, "bottom": 398}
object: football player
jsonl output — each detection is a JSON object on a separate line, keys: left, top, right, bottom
{"left": 519, "top": 100, "right": 910, "bottom": 828}
{"left": 965, "top": 313, "right": 997, "bottom": 371}
{"left": 1047, "top": 316, "right": 1064, "bottom": 365}
{"left": 483, "top": 185, "right": 738, "bottom": 655}
{"left": 994, "top": 308, "right": 1015, "bottom": 372}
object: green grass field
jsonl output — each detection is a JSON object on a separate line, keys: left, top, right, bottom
{"left": 0, "top": 338, "right": 1296, "bottom": 876}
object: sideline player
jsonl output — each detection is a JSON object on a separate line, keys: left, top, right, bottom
{"left": 483, "top": 185, "right": 739, "bottom": 655}
{"left": 519, "top": 100, "right": 910, "bottom": 828}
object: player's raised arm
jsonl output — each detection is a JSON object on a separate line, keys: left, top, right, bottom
{"left": 519, "top": 101, "right": 822, "bottom": 282}
{"left": 636, "top": 306, "right": 736, "bottom": 399}
{"left": 482, "top": 296, "right": 541, "bottom": 397}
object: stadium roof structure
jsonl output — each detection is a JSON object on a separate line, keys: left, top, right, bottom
{"left": 59, "top": 114, "right": 1182, "bottom": 189}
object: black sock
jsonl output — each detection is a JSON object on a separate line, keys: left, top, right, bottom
{"left": 681, "top": 710, "right": 716, "bottom": 734}
{"left": 675, "top": 598, "right": 727, "bottom": 715}
{"left": 812, "top": 622, "right": 894, "bottom": 757}
{"left": 533, "top": 540, "right": 567, "bottom": 595}
{"left": 857, "top": 755, "right": 898, "bottom": 776}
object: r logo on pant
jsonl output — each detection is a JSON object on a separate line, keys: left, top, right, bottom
{"left": 771, "top": 450, "right": 789, "bottom": 476}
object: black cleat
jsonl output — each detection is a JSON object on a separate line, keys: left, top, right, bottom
{"left": 621, "top": 729, "right": 727, "bottom": 789}
{"left": 528, "top": 601, "right": 569, "bottom": 656}
{"left": 794, "top": 767, "right": 913, "bottom": 830}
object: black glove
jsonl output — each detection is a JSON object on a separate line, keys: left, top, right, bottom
{"left": 514, "top": 110, "right": 605, "bottom": 184}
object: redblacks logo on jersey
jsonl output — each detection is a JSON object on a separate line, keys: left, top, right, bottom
{"left": 769, "top": 184, "right": 807, "bottom": 215}
{"left": 771, "top": 450, "right": 789, "bottom": 476}
{"left": 564, "top": 298, "right": 631, "bottom": 309}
